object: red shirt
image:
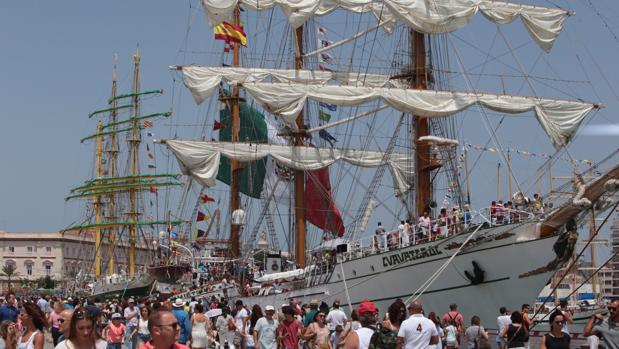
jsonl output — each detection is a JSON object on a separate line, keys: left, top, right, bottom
{"left": 138, "top": 341, "right": 190, "bottom": 349}
{"left": 278, "top": 319, "right": 303, "bottom": 349}
{"left": 442, "top": 311, "right": 464, "bottom": 333}
{"left": 107, "top": 323, "right": 125, "bottom": 343}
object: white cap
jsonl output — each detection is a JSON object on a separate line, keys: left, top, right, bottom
{"left": 265, "top": 305, "right": 275, "bottom": 311}
{"left": 173, "top": 298, "right": 185, "bottom": 307}
{"left": 111, "top": 313, "right": 122, "bottom": 319}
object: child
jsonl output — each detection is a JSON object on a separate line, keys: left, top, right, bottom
{"left": 104, "top": 313, "right": 125, "bottom": 349}
{"left": 445, "top": 320, "right": 458, "bottom": 349}
{"left": 330, "top": 325, "right": 343, "bottom": 349}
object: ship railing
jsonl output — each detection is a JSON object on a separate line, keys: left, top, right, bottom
{"left": 335, "top": 207, "right": 537, "bottom": 262}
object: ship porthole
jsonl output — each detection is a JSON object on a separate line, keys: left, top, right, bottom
{"left": 352, "top": 270, "right": 357, "bottom": 276}
{"left": 337, "top": 273, "right": 341, "bottom": 279}
{"left": 370, "top": 266, "right": 375, "bottom": 272}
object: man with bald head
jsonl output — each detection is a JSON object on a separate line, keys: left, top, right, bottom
{"left": 397, "top": 301, "right": 438, "bottom": 349}
{"left": 57, "top": 309, "right": 74, "bottom": 342}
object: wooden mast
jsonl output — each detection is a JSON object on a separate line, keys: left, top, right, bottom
{"left": 294, "top": 26, "right": 306, "bottom": 268}
{"left": 128, "top": 50, "right": 141, "bottom": 277}
{"left": 94, "top": 121, "right": 103, "bottom": 277}
{"left": 107, "top": 63, "right": 119, "bottom": 276}
{"left": 412, "top": 30, "right": 431, "bottom": 218}
{"left": 229, "top": 6, "right": 242, "bottom": 258}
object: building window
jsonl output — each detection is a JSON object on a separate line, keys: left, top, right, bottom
{"left": 8, "top": 246, "right": 14, "bottom": 253}
{"left": 45, "top": 265, "right": 51, "bottom": 275}
{"left": 46, "top": 246, "right": 52, "bottom": 253}
{"left": 27, "top": 246, "right": 33, "bottom": 252}
{"left": 27, "top": 265, "right": 33, "bottom": 276}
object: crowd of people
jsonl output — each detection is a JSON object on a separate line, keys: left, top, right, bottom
{"left": 1, "top": 292, "right": 618, "bottom": 349}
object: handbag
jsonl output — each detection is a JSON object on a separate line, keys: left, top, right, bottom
{"left": 475, "top": 327, "right": 491, "bottom": 349}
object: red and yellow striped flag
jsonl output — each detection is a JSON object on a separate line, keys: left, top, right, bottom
{"left": 214, "top": 21, "right": 247, "bottom": 46}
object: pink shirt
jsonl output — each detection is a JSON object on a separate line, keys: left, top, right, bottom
{"left": 107, "top": 323, "right": 126, "bottom": 343}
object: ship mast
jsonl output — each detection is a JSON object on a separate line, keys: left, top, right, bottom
{"left": 94, "top": 121, "right": 103, "bottom": 277}
{"left": 294, "top": 26, "right": 307, "bottom": 268}
{"left": 229, "top": 6, "right": 242, "bottom": 258}
{"left": 411, "top": 30, "right": 432, "bottom": 218}
{"left": 107, "top": 64, "right": 119, "bottom": 276}
{"left": 128, "top": 50, "right": 141, "bottom": 277}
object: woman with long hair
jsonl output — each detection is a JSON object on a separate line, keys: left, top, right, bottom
{"left": 244, "top": 304, "right": 263, "bottom": 349}
{"left": 1, "top": 320, "right": 18, "bottom": 349}
{"left": 427, "top": 312, "right": 444, "bottom": 349}
{"left": 17, "top": 303, "right": 47, "bottom": 349}
{"left": 132, "top": 306, "right": 151, "bottom": 347}
{"left": 540, "top": 311, "right": 570, "bottom": 349}
{"left": 56, "top": 307, "right": 106, "bottom": 349}
{"left": 49, "top": 301, "right": 65, "bottom": 346}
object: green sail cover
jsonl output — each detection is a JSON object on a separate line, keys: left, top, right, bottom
{"left": 216, "top": 100, "right": 268, "bottom": 198}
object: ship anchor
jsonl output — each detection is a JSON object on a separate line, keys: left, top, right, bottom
{"left": 464, "top": 261, "right": 485, "bottom": 285}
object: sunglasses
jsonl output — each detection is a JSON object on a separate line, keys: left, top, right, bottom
{"left": 156, "top": 322, "right": 180, "bottom": 330}
{"left": 58, "top": 319, "right": 66, "bottom": 324}
{"left": 74, "top": 309, "right": 96, "bottom": 320}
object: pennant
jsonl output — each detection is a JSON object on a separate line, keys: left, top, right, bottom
{"left": 319, "top": 53, "right": 333, "bottom": 63}
{"left": 149, "top": 187, "right": 158, "bottom": 194}
{"left": 197, "top": 211, "right": 207, "bottom": 221}
{"left": 214, "top": 21, "right": 247, "bottom": 46}
{"left": 317, "top": 27, "right": 327, "bottom": 36}
{"left": 318, "top": 64, "right": 333, "bottom": 72}
{"left": 318, "top": 110, "right": 331, "bottom": 122}
{"left": 148, "top": 164, "right": 156, "bottom": 169}
{"left": 319, "top": 102, "right": 337, "bottom": 111}
{"left": 101, "top": 158, "right": 107, "bottom": 165}
{"left": 213, "top": 120, "right": 225, "bottom": 131}
{"left": 147, "top": 152, "right": 154, "bottom": 159}
{"left": 305, "top": 145, "right": 344, "bottom": 236}
{"left": 200, "top": 194, "right": 215, "bottom": 203}
{"left": 319, "top": 129, "right": 337, "bottom": 147}
{"left": 319, "top": 39, "right": 333, "bottom": 48}
{"left": 147, "top": 132, "right": 154, "bottom": 137}
{"left": 143, "top": 120, "right": 153, "bottom": 128}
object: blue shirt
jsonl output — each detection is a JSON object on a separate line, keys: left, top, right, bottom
{"left": 0, "top": 304, "right": 19, "bottom": 322}
{"left": 172, "top": 308, "right": 191, "bottom": 344}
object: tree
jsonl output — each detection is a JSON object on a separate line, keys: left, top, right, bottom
{"left": 1, "top": 264, "right": 18, "bottom": 294}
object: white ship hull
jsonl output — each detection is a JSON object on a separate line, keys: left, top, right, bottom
{"left": 236, "top": 222, "right": 563, "bottom": 329}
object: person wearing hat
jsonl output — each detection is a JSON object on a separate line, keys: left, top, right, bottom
{"left": 104, "top": 313, "right": 126, "bottom": 349}
{"left": 253, "top": 305, "right": 278, "bottom": 349}
{"left": 326, "top": 300, "right": 347, "bottom": 334}
{"left": 125, "top": 298, "right": 140, "bottom": 349}
{"left": 171, "top": 299, "right": 191, "bottom": 345}
{"left": 304, "top": 300, "right": 320, "bottom": 327}
{"left": 343, "top": 299, "right": 377, "bottom": 349}
{"left": 397, "top": 301, "right": 438, "bottom": 349}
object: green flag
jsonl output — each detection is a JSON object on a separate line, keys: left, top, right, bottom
{"left": 319, "top": 110, "right": 331, "bottom": 122}
{"left": 216, "top": 98, "right": 268, "bottom": 198}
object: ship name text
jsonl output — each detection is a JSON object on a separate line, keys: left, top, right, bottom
{"left": 382, "top": 246, "right": 443, "bottom": 267}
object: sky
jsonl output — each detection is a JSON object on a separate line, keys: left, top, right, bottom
{"left": 0, "top": 1, "right": 618, "bottom": 262}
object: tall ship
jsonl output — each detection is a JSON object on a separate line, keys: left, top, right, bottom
{"left": 154, "top": 0, "right": 619, "bottom": 328}
{"left": 63, "top": 52, "right": 186, "bottom": 298}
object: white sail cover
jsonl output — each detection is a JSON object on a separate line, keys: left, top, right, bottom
{"left": 180, "top": 67, "right": 598, "bottom": 147}
{"left": 165, "top": 140, "right": 414, "bottom": 196}
{"left": 201, "top": 0, "right": 570, "bottom": 52}
{"left": 179, "top": 66, "right": 399, "bottom": 104}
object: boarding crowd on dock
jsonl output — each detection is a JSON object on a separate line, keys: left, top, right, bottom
{"left": 0, "top": 292, "right": 618, "bottom": 349}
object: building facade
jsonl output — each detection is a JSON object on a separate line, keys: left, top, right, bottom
{"left": 0, "top": 230, "right": 154, "bottom": 293}
{"left": 612, "top": 207, "right": 619, "bottom": 298}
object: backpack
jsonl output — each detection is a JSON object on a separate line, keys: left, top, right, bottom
{"left": 445, "top": 325, "right": 457, "bottom": 345}
{"left": 369, "top": 325, "right": 397, "bottom": 349}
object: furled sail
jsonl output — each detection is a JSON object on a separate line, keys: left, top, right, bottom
{"left": 200, "top": 0, "right": 571, "bottom": 51}
{"left": 178, "top": 67, "right": 599, "bottom": 148}
{"left": 164, "top": 140, "right": 414, "bottom": 197}
{"left": 177, "top": 66, "right": 401, "bottom": 104}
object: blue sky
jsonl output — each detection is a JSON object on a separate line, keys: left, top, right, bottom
{"left": 0, "top": 0, "right": 617, "bottom": 263}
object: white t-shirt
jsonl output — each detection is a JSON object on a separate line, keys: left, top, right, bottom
{"left": 124, "top": 306, "right": 139, "bottom": 327}
{"left": 398, "top": 314, "right": 438, "bottom": 349}
{"left": 235, "top": 308, "right": 249, "bottom": 331}
{"left": 254, "top": 317, "right": 279, "bottom": 349}
{"left": 356, "top": 327, "right": 374, "bottom": 349}
{"left": 326, "top": 308, "right": 347, "bottom": 331}
{"left": 55, "top": 339, "right": 107, "bottom": 349}
{"left": 496, "top": 315, "right": 511, "bottom": 341}
{"left": 189, "top": 301, "right": 198, "bottom": 313}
